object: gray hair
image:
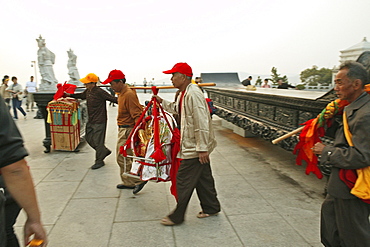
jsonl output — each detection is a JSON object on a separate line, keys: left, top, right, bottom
{"left": 339, "top": 61, "right": 369, "bottom": 86}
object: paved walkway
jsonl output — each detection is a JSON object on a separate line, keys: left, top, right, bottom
{"left": 13, "top": 92, "right": 325, "bottom": 247}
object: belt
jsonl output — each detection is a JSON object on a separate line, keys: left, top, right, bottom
{"left": 118, "top": 125, "right": 132, "bottom": 128}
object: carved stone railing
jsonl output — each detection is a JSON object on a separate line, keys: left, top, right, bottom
{"left": 204, "top": 87, "right": 336, "bottom": 151}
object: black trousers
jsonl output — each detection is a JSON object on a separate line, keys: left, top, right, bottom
{"left": 85, "top": 122, "right": 110, "bottom": 165}
{"left": 5, "top": 202, "right": 21, "bottom": 247}
{"left": 168, "top": 158, "right": 220, "bottom": 224}
{"left": 321, "top": 194, "right": 370, "bottom": 247}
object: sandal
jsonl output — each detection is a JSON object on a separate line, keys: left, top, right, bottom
{"left": 197, "top": 211, "right": 219, "bottom": 218}
{"left": 160, "top": 216, "right": 176, "bottom": 226}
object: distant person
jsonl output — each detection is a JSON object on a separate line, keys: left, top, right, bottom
{"left": 6, "top": 77, "right": 26, "bottom": 120}
{"left": 153, "top": 62, "right": 220, "bottom": 226}
{"left": 312, "top": 61, "right": 370, "bottom": 246}
{"left": 241, "top": 76, "right": 252, "bottom": 86}
{"left": 0, "top": 75, "right": 11, "bottom": 108}
{"left": 25, "top": 76, "right": 37, "bottom": 112}
{"left": 108, "top": 87, "right": 116, "bottom": 107}
{"left": 66, "top": 73, "right": 117, "bottom": 170}
{"left": 277, "top": 79, "right": 296, "bottom": 89}
{"left": 261, "top": 79, "right": 271, "bottom": 88}
{"left": 102, "top": 70, "right": 147, "bottom": 194}
{"left": 0, "top": 95, "right": 48, "bottom": 247}
{"left": 143, "top": 78, "right": 147, "bottom": 94}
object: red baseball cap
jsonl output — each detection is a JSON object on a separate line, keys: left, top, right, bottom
{"left": 102, "top": 70, "right": 125, "bottom": 84}
{"left": 163, "top": 62, "right": 193, "bottom": 77}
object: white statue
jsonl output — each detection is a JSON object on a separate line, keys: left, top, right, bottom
{"left": 36, "top": 35, "right": 58, "bottom": 91}
{"left": 67, "top": 49, "right": 82, "bottom": 86}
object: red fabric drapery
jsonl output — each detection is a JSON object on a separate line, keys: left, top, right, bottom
{"left": 53, "top": 82, "right": 77, "bottom": 100}
{"left": 121, "top": 86, "right": 181, "bottom": 200}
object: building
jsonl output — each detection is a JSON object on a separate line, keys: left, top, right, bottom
{"left": 332, "top": 37, "right": 370, "bottom": 86}
{"left": 339, "top": 37, "right": 370, "bottom": 63}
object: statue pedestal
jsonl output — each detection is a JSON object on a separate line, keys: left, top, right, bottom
{"left": 34, "top": 92, "right": 54, "bottom": 153}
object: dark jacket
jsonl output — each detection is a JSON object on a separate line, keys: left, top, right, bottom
{"left": 0, "top": 95, "right": 28, "bottom": 168}
{"left": 321, "top": 93, "right": 370, "bottom": 199}
{"left": 71, "top": 86, "right": 118, "bottom": 124}
{"left": 277, "top": 83, "right": 295, "bottom": 89}
{"left": 241, "top": 79, "right": 251, "bottom": 86}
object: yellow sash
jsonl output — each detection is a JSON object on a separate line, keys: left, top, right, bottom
{"left": 343, "top": 111, "right": 370, "bottom": 199}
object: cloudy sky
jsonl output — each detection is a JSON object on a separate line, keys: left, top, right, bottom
{"left": 1, "top": 0, "right": 370, "bottom": 87}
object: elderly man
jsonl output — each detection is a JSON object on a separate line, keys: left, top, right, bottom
{"left": 102, "top": 70, "right": 147, "bottom": 194}
{"left": 67, "top": 73, "right": 117, "bottom": 169}
{"left": 312, "top": 61, "right": 370, "bottom": 246}
{"left": 153, "top": 62, "right": 220, "bottom": 225}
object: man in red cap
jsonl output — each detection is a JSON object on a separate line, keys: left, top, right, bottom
{"left": 102, "top": 70, "right": 147, "bottom": 194}
{"left": 66, "top": 73, "right": 117, "bottom": 170}
{"left": 153, "top": 62, "right": 221, "bottom": 225}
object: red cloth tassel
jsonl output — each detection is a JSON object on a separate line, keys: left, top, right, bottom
{"left": 54, "top": 82, "right": 77, "bottom": 100}
{"left": 170, "top": 128, "right": 181, "bottom": 201}
{"left": 293, "top": 119, "right": 324, "bottom": 179}
{"left": 150, "top": 96, "right": 166, "bottom": 163}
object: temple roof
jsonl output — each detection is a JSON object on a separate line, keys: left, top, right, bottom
{"left": 341, "top": 37, "right": 370, "bottom": 52}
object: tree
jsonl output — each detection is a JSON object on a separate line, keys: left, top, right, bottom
{"left": 271, "top": 67, "right": 288, "bottom": 85}
{"left": 255, "top": 76, "right": 262, "bottom": 86}
{"left": 300, "top": 66, "right": 332, "bottom": 86}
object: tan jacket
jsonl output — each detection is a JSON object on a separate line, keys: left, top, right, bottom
{"left": 116, "top": 85, "right": 142, "bottom": 126}
{"left": 162, "top": 83, "right": 216, "bottom": 159}
{"left": 0, "top": 84, "right": 11, "bottom": 99}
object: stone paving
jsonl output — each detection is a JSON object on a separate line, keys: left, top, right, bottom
{"left": 12, "top": 92, "right": 325, "bottom": 247}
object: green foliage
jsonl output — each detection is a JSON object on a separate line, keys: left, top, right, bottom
{"left": 300, "top": 66, "right": 332, "bottom": 86}
{"left": 255, "top": 76, "right": 262, "bottom": 86}
{"left": 296, "top": 84, "right": 306, "bottom": 90}
{"left": 271, "top": 67, "right": 288, "bottom": 84}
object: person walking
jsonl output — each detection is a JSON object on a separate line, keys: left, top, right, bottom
{"left": 6, "top": 77, "right": 26, "bottom": 120}
{"left": 143, "top": 78, "right": 147, "bottom": 94}
{"left": 66, "top": 73, "right": 117, "bottom": 169}
{"left": 312, "top": 61, "right": 370, "bottom": 246}
{"left": 108, "top": 87, "right": 116, "bottom": 107}
{"left": 102, "top": 70, "right": 147, "bottom": 194}
{"left": 25, "top": 76, "right": 37, "bottom": 112}
{"left": 153, "top": 62, "right": 221, "bottom": 226}
{"left": 0, "top": 76, "right": 11, "bottom": 108}
{"left": 0, "top": 94, "right": 48, "bottom": 247}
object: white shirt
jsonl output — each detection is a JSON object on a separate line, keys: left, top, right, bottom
{"left": 26, "top": 81, "right": 37, "bottom": 93}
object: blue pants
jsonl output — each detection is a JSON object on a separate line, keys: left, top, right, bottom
{"left": 12, "top": 98, "right": 26, "bottom": 119}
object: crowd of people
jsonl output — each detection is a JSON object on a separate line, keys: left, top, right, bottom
{"left": 0, "top": 75, "right": 37, "bottom": 120}
{"left": 241, "top": 76, "right": 296, "bottom": 89}
{"left": 1, "top": 61, "right": 370, "bottom": 246}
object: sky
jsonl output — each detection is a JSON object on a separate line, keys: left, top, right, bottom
{"left": 1, "top": 0, "right": 370, "bottom": 87}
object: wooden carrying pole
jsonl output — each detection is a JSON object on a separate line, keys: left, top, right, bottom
{"left": 271, "top": 126, "right": 304, "bottom": 145}
{"left": 77, "top": 83, "right": 216, "bottom": 89}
